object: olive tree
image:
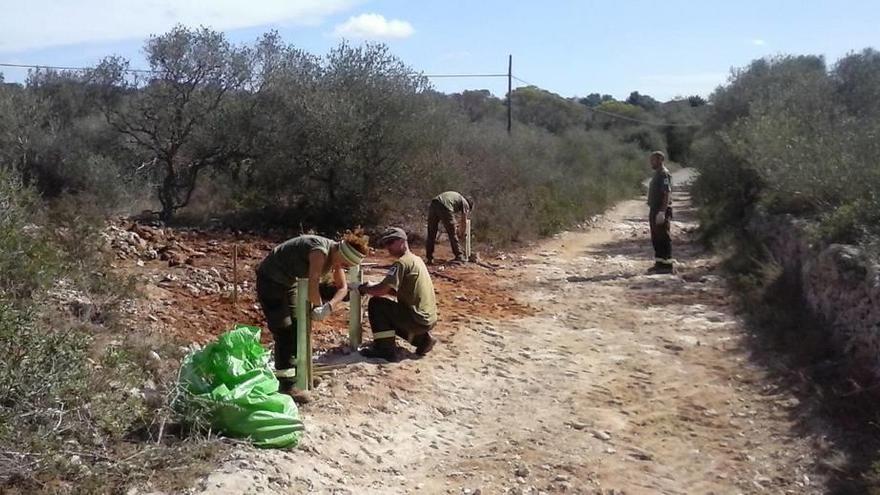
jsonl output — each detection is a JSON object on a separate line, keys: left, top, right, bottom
{"left": 93, "top": 26, "right": 255, "bottom": 221}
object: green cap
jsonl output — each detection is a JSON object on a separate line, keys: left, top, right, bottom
{"left": 379, "top": 227, "right": 407, "bottom": 245}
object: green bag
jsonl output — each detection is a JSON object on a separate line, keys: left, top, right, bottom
{"left": 178, "top": 325, "right": 303, "bottom": 448}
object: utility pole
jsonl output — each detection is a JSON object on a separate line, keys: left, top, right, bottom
{"left": 507, "top": 54, "right": 512, "bottom": 135}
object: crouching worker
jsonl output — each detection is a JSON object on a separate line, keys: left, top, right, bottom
{"left": 256, "top": 232, "right": 368, "bottom": 402}
{"left": 359, "top": 227, "right": 437, "bottom": 362}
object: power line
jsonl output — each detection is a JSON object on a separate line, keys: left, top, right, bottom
{"left": 1, "top": 59, "right": 702, "bottom": 128}
{"left": 514, "top": 73, "right": 701, "bottom": 128}
{"left": 0, "top": 62, "right": 157, "bottom": 74}
{"left": 422, "top": 73, "right": 507, "bottom": 78}
{"left": 584, "top": 105, "right": 702, "bottom": 128}
{"left": 512, "top": 75, "right": 536, "bottom": 86}
{"left": 1, "top": 62, "right": 508, "bottom": 80}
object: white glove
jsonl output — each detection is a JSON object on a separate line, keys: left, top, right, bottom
{"left": 655, "top": 211, "right": 666, "bottom": 226}
{"left": 311, "top": 302, "right": 332, "bottom": 321}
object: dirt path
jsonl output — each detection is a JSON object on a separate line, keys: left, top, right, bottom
{"left": 191, "top": 176, "right": 824, "bottom": 495}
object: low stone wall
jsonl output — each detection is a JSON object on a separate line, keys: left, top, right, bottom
{"left": 748, "top": 213, "right": 880, "bottom": 376}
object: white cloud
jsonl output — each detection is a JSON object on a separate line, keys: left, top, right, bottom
{"left": 752, "top": 39, "right": 767, "bottom": 46}
{"left": 333, "top": 13, "right": 414, "bottom": 40}
{"left": 0, "top": 0, "right": 360, "bottom": 53}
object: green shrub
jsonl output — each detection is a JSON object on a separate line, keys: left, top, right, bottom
{"left": 0, "top": 171, "right": 63, "bottom": 299}
{"left": 0, "top": 170, "right": 220, "bottom": 492}
{"left": 401, "top": 121, "right": 646, "bottom": 246}
{"left": 694, "top": 51, "right": 880, "bottom": 244}
{"left": 0, "top": 300, "right": 221, "bottom": 492}
{"left": 813, "top": 199, "right": 880, "bottom": 245}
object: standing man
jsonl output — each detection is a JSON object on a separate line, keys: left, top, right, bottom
{"left": 647, "top": 151, "right": 674, "bottom": 274}
{"left": 426, "top": 191, "right": 473, "bottom": 264}
{"left": 360, "top": 227, "right": 438, "bottom": 362}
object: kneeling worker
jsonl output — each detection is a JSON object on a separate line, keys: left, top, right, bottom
{"left": 359, "top": 227, "right": 438, "bottom": 361}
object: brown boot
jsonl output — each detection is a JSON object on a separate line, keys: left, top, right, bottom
{"left": 646, "top": 262, "right": 674, "bottom": 274}
{"left": 360, "top": 339, "right": 400, "bottom": 362}
{"left": 413, "top": 333, "right": 436, "bottom": 356}
{"left": 286, "top": 388, "right": 313, "bottom": 404}
{"left": 278, "top": 378, "right": 313, "bottom": 404}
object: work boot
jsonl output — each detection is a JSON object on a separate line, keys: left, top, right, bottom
{"left": 646, "top": 263, "right": 674, "bottom": 275}
{"left": 360, "top": 340, "right": 401, "bottom": 362}
{"left": 285, "top": 388, "right": 314, "bottom": 404}
{"left": 413, "top": 333, "right": 436, "bottom": 356}
{"left": 426, "top": 258, "right": 434, "bottom": 266}
{"left": 453, "top": 254, "right": 467, "bottom": 263}
{"left": 278, "top": 379, "right": 313, "bottom": 404}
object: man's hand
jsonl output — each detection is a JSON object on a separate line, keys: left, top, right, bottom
{"left": 360, "top": 281, "right": 394, "bottom": 297}
{"left": 655, "top": 211, "right": 666, "bottom": 226}
{"left": 311, "top": 302, "right": 332, "bottom": 321}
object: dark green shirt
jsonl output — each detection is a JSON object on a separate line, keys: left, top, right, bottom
{"left": 647, "top": 167, "right": 672, "bottom": 211}
{"left": 259, "top": 235, "right": 334, "bottom": 286}
{"left": 433, "top": 191, "right": 470, "bottom": 215}
{"left": 381, "top": 251, "right": 438, "bottom": 326}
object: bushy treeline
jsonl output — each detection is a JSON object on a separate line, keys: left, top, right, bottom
{"left": 1, "top": 25, "right": 703, "bottom": 245}
{"left": 693, "top": 49, "right": 880, "bottom": 245}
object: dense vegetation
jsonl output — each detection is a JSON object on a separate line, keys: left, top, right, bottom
{"left": 693, "top": 49, "right": 880, "bottom": 247}
{"left": 1, "top": 26, "right": 704, "bottom": 242}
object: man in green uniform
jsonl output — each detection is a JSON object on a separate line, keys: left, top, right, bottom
{"left": 426, "top": 191, "right": 473, "bottom": 264}
{"left": 647, "top": 151, "right": 674, "bottom": 274}
{"left": 256, "top": 234, "right": 367, "bottom": 402}
{"left": 359, "top": 227, "right": 438, "bottom": 362}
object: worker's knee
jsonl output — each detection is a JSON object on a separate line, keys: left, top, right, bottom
{"left": 368, "top": 297, "right": 395, "bottom": 329}
{"left": 368, "top": 296, "right": 393, "bottom": 312}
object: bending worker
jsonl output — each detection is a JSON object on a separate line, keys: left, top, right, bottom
{"left": 256, "top": 232, "right": 369, "bottom": 401}
{"left": 426, "top": 191, "right": 473, "bottom": 264}
{"left": 359, "top": 227, "right": 438, "bottom": 362}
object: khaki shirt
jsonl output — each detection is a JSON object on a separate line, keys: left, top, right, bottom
{"left": 259, "top": 235, "right": 334, "bottom": 286}
{"left": 433, "top": 191, "right": 470, "bottom": 216}
{"left": 647, "top": 167, "right": 672, "bottom": 211}
{"left": 381, "top": 251, "right": 438, "bottom": 326}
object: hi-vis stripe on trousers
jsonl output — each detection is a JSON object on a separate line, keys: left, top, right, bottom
{"left": 372, "top": 330, "right": 396, "bottom": 340}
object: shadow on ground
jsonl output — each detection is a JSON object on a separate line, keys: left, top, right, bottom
{"left": 577, "top": 195, "right": 880, "bottom": 494}
{"left": 734, "top": 269, "right": 880, "bottom": 495}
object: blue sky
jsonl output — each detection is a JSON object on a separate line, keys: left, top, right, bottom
{"left": 1, "top": 0, "right": 878, "bottom": 100}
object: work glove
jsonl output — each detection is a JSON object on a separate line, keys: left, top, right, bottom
{"left": 311, "top": 302, "right": 332, "bottom": 321}
{"left": 654, "top": 211, "right": 666, "bottom": 226}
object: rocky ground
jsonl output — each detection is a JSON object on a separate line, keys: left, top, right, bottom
{"left": 99, "top": 217, "right": 527, "bottom": 350}
{"left": 117, "top": 171, "right": 833, "bottom": 494}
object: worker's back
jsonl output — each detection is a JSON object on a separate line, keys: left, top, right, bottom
{"left": 433, "top": 191, "right": 468, "bottom": 213}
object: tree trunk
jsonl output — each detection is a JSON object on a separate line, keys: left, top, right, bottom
{"left": 159, "top": 165, "right": 177, "bottom": 222}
